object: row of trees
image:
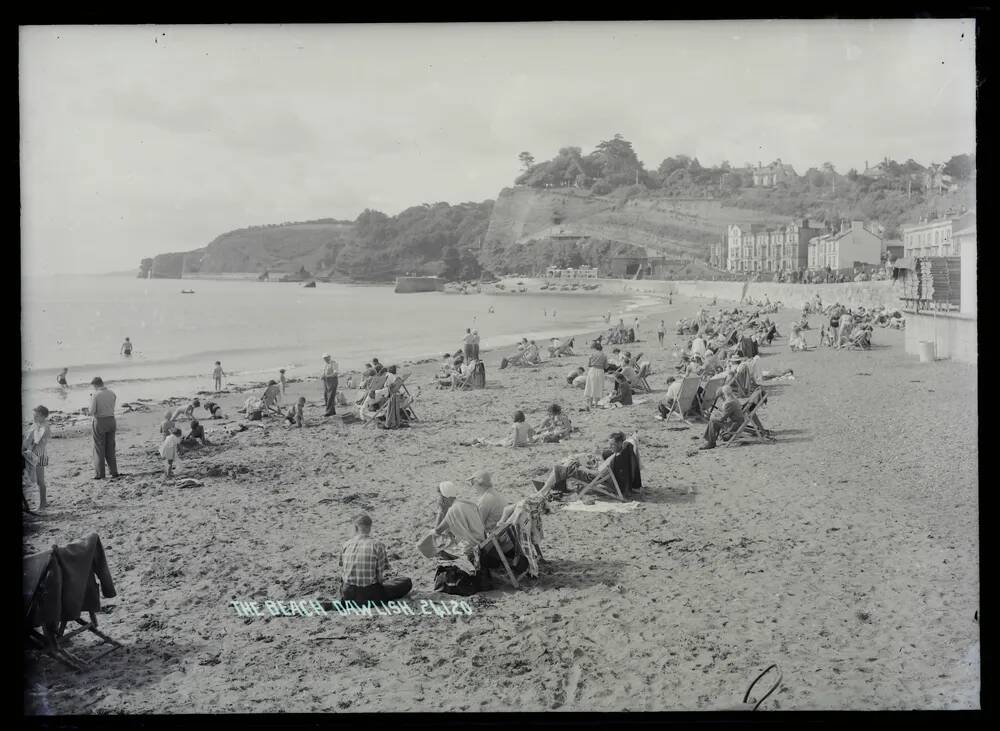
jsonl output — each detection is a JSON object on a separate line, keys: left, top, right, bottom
{"left": 332, "top": 200, "right": 494, "bottom": 281}
{"left": 516, "top": 136, "right": 975, "bottom": 196}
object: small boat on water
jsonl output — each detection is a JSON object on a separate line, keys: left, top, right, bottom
{"left": 180, "top": 289, "right": 195, "bottom": 294}
{"left": 303, "top": 281, "right": 316, "bottom": 288}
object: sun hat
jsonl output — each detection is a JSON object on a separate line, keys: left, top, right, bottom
{"left": 438, "top": 481, "right": 460, "bottom": 498}
{"left": 90, "top": 377, "right": 104, "bottom": 386}
{"left": 322, "top": 353, "right": 331, "bottom": 359}
{"left": 468, "top": 470, "right": 493, "bottom": 488}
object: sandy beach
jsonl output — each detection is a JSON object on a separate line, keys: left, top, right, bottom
{"left": 23, "top": 292, "right": 979, "bottom": 712}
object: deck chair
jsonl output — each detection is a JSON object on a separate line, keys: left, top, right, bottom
{"left": 452, "top": 365, "right": 477, "bottom": 391}
{"left": 25, "top": 536, "right": 123, "bottom": 672}
{"left": 577, "top": 461, "right": 626, "bottom": 502}
{"left": 722, "top": 388, "right": 774, "bottom": 448}
{"left": 395, "top": 373, "right": 420, "bottom": 421}
{"left": 661, "top": 376, "right": 701, "bottom": 424}
{"left": 476, "top": 523, "right": 529, "bottom": 590}
{"left": 365, "top": 378, "right": 414, "bottom": 428}
{"left": 356, "top": 372, "right": 388, "bottom": 406}
{"left": 848, "top": 330, "right": 872, "bottom": 350}
{"left": 728, "top": 361, "right": 758, "bottom": 399}
{"left": 698, "top": 376, "right": 726, "bottom": 420}
{"left": 633, "top": 362, "right": 653, "bottom": 393}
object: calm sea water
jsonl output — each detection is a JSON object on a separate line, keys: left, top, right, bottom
{"left": 21, "top": 275, "right": 659, "bottom": 416}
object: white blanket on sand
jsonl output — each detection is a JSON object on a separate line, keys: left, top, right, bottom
{"left": 562, "top": 500, "right": 641, "bottom": 514}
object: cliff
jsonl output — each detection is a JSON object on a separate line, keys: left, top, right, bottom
{"left": 480, "top": 186, "right": 782, "bottom": 274}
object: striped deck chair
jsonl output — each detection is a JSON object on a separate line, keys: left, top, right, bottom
{"left": 727, "top": 361, "right": 758, "bottom": 398}
{"left": 662, "top": 376, "right": 701, "bottom": 424}
{"left": 632, "top": 362, "right": 653, "bottom": 393}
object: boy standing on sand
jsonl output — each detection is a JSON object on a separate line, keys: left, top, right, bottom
{"left": 279, "top": 369, "right": 287, "bottom": 400}
{"left": 657, "top": 320, "right": 665, "bottom": 347}
{"left": 213, "top": 361, "right": 225, "bottom": 392}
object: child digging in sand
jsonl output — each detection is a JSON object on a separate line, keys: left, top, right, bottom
{"left": 285, "top": 396, "right": 306, "bottom": 428}
{"left": 160, "top": 427, "right": 182, "bottom": 478}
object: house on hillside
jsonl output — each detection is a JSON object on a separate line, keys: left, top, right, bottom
{"left": 807, "top": 221, "right": 883, "bottom": 271}
{"left": 751, "top": 159, "right": 797, "bottom": 187}
{"left": 862, "top": 159, "right": 890, "bottom": 179}
{"left": 726, "top": 219, "right": 823, "bottom": 273}
{"left": 901, "top": 210, "right": 975, "bottom": 258}
{"left": 922, "top": 163, "right": 959, "bottom": 194}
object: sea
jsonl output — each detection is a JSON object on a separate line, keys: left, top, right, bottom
{"left": 21, "top": 274, "right": 663, "bottom": 418}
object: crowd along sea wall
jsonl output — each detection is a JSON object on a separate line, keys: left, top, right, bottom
{"left": 497, "top": 277, "right": 903, "bottom": 311}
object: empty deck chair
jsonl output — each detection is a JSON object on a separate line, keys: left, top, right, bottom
{"left": 661, "top": 376, "right": 701, "bottom": 424}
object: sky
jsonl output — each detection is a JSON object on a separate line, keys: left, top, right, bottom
{"left": 20, "top": 20, "right": 977, "bottom": 275}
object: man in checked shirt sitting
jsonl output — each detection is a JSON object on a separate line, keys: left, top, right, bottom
{"left": 339, "top": 514, "right": 413, "bottom": 604}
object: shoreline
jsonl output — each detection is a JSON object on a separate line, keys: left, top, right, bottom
{"left": 21, "top": 285, "right": 663, "bottom": 423}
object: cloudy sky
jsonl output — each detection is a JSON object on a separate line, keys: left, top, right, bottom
{"left": 20, "top": 20, "right": 976, "bottom": 275}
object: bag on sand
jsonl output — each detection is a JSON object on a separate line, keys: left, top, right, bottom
{"left": 433, "top": 564, "right": 491, "bottom": 596}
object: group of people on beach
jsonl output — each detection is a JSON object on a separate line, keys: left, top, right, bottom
{"left": 25, "top": 375, "right": 125, "bottom": 512}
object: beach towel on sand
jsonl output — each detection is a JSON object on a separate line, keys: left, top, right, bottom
{"left": 562, "top": 500, "right": 641, "bottom": 514}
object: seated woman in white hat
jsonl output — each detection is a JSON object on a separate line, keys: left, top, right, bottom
{"left": 430, "top": 481, "right": 487, "bottom": 559}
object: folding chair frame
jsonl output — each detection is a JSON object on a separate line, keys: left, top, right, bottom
{"left": 722, "top": 389, "right": 774, "bottom": 448}
{"left": 477, "top": 525, "right": 529, "bottom": 590}
{"left": 662, "top": 376, "right": 701, "bottom": 424}
{"left": 697, "top": 377, "right": 726, "bottom": 421}
{"left": 633, "top": 362, "right": 653, "bottom": 394}
{"left": 576, "top": 465, "right": 626, "bottom": 502}
{"left": 55, "top": 611, "right": 124, "bottom": 667}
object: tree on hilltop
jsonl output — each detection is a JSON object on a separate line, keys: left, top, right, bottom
{"left": 518, "top": 151, "right": 535, "bottom": 171}
{"left": 944, "top": 153, "right": 975, "bottom": 180}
